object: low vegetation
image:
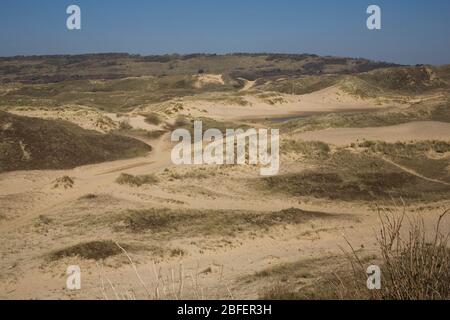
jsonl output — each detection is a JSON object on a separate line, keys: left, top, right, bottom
{"left": 49, "top": 240, "right": 125, "bottom": 261}
{"left": 78, "top": 194, "right": 98, "bottom": 200}
{"left": 143, "top": 113, "right": 162, "bottom": 125}
{"left": 282, "top": 99, "right": 450, "bottom": 134}
{"left": 282, "top": 140, "right": 331, "bottom": 159}
{"left": 358, "top": 140, "right": 450, "bottom": 183}
{"left": 114, "top": 207, "right": 335, "bottom": 238}
{"left": 262, "top": 148, "right": 450, "bottom": 202}
{"left": 259, "top": 75, "right": 338, "bottom": 95}
{"left": 116, "top": 173, "right": 159, "bottom": 187}
{"left": 145, "top": 130, "right": 167, "bottom": 139}
{"left": 52, "top": 176, "right": 74, "bottom": 189}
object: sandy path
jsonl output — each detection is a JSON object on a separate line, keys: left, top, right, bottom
{"left": 239, "top": 79, "right": 256, "bottom": 92}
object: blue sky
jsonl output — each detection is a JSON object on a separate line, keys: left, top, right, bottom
{"left": 0, "top": 0, "right": 449, "bottom": 64}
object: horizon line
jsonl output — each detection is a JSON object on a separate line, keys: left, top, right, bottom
{"left": 0, "top": 51, "right": 409, "bottom": 65}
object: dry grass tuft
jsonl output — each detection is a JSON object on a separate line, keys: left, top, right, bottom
{"left": 50, "top": 240, "right": 125, "bottom": 261}
{"left": 143, "top": 113, "right": 162, "bottom": 125}
{"left": 339, "top": 205, "right": 450, "bottom": 300}
{"left": 53, "top": 176, "right": 74, "bottom": 189}
{"left": 79, "top": 193, "right": 98, "bottom": 200}
{"left": 256, "top": 205, "right": 450, "bottom": 300}
{"left": 375, "top": 207, "right": 449, "bottom": 299}
{"left": 116, "top": 173, "right": 159, "bottom": 187}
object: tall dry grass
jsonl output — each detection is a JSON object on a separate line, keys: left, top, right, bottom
{"left": 342, "top": 204, "right": 450, "bottom": 300}
{"left": 96, "top": 242, "right": 234, "bottom": 300}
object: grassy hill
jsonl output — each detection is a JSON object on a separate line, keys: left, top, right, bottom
{"left": 0, "top": 53, "right": 398, "bottom": 84}
{"left": 0, "top": 54, "right": 448, "bottom": 114}
{"left": 0, "top": 111, "right": 151, "bottom": 172}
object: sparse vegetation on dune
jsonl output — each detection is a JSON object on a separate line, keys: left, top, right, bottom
{"left": 256, "top": 65, "right": 448, "bottom": 99}
{"left": 262, "top": 170, "right": 419, "bottom": 201}
{"left": 52, "top": 176, "right": 74, "bottom": 189}
{"left": 358, "top": 140, "right": 450, "bottom": 183}
{"left": 258, "top": 75, "right": 339, "bottom": 95}
{"left": 49, "top": 240, "right": 125, "bottom": 261}
{"left": 114, "top": 207, "right": 335, "bottom": 238}
{"left": 0, "top": 111, "right": 151, "bottom": 172}
{"left": 49, "top": 240, "right": 179, "bottom": 262}
{"left": 359, "top": 140, "right": 450, "bottom": 155}
{"left": 281, "top": 100, "right": 450, "bottom": 133}
{"left": 264, "top": 146, "right": 450, "bottom": 202}
{"left": 142, "top": 112, "right": 162, "bottom": 125}
{"left": 282, "top": 140, "right": 331, "bottom": 159}
{"left": 253, "top": 208, "right": 450, "bottom": 300}
{"left": 346, "top": 66, "right": 445, "bottom": 96}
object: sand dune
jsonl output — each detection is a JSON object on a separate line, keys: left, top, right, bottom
{"left": 184, "top": 86, "right": 390, "bottom": 121}
{"left": 1, "top": 58, "right": 449, "bottom": 300}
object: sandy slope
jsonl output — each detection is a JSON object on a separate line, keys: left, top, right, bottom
{"left": 9, "top": 106, "right": 118, "bottom": 133}
{"left": 173, "top": 86, "right": 391, "bottom": 121}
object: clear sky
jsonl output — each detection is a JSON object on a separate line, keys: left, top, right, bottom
{"left": 0, "top": 0, "right": 449, "bottom": 65}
